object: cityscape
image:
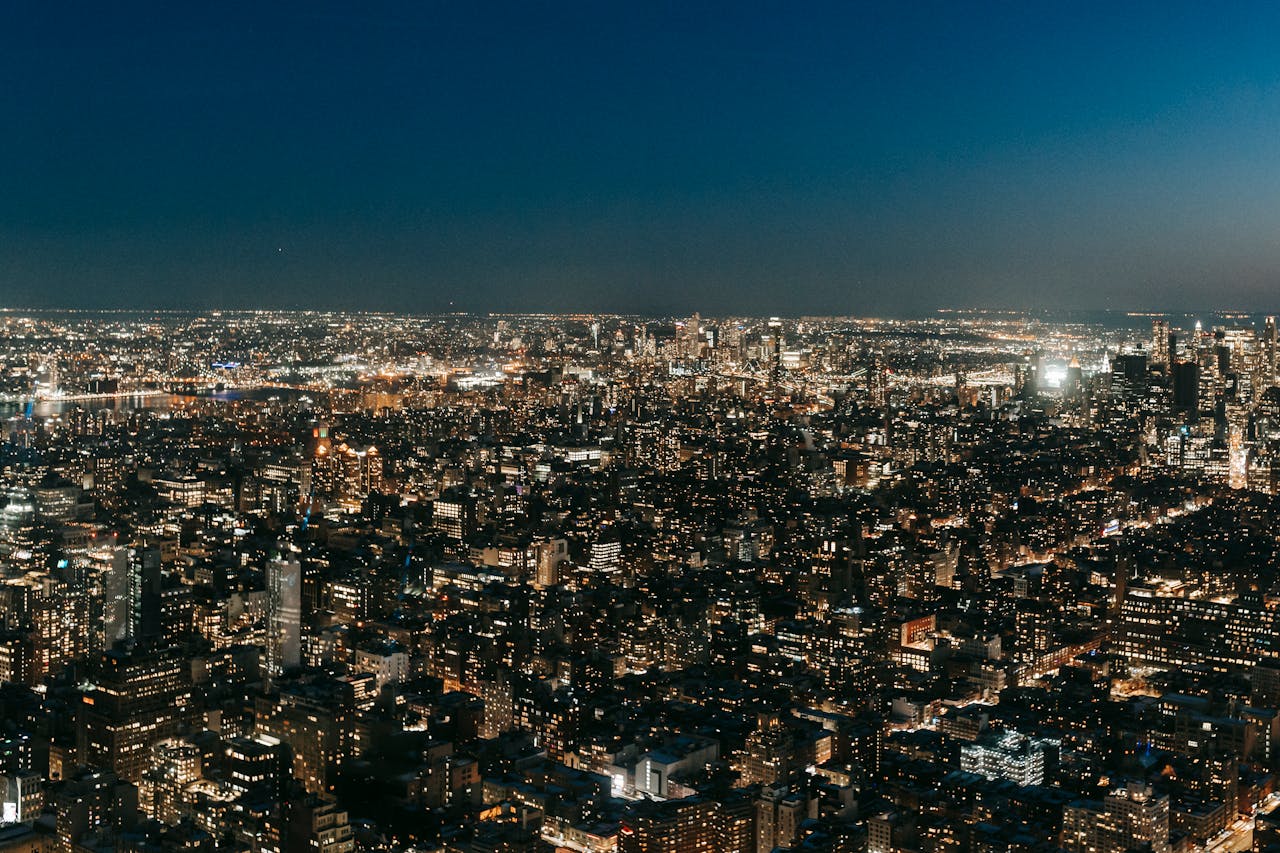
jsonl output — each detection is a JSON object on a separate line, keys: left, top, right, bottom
{"left": 0, "top": 309, "right": 1280, "bottom": 852}
{"left": 9, "top": 3, "right": 1280, "bottom": 853}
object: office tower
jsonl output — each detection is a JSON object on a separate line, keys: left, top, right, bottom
{"left": 0, "top": 575, "right": 90, "bottom": 684}
{"left": 533, "top": 537, "right": 568, "bottom": 588}
{"left": 52, "top": 769, "right": 139, "bottom": 853}
{"left": 308, "top": 421, "right": 333, "bottom": 456}
{"left": 589, "top": 534, "right": 622, "bottom": 577}
{"left": 1028, "top": 351, "right": 1044, "bottom": 395}
{"left": 755, "top": 786, "right": 811, "bottom": 853}
{"left": 628, "top": 423, "right": 680, "bottom": 472}
{"left": 1064, "top": 355, "right": 1084, "bottom": 400}
{"left": 718, "top": 791, "right": 756, "bottom": 853}
{"left": 224, "top": 736, "right": 286, "bottom": 799}
{"left": 680, "top": 312, "right": 702, "bottom": 360}
{"left": 338, "top": 444, "right": 382, "bottom": 497}
{"left": 1062, "top": 782, "right": 1170, "bottom": 853}
{"left": 868, "top": 357, "right": 889, "bottom": 407}
{"left": 127, "top": 547, "right": 162, "bottom": 643}
{"left": 77, "top": 647, "right": 194, "bottom": 782}
{"left": 619, "top": 797, "right": 719, "bottom": 853}
{"left": 1266, "top": 315, "right": 1277, "bottom": 389}
{"left": 1172, "top": 360, "right": 1200, "bottom": 415}
{"left": 254, "top": 681, "right": 355, "bottom": 794}
{"left": 266, "top": 551, "right": 302, "bottom": 676}
{"left": 767, "top": 317, "right": 783, "bottom": 377}
{"left": 1151, "top": 319, "right": 1170, "bottom": 368}
{"left": 432, "top": 488, "right": 478, "bottom": 541}
{"left": 741, "top": 711, "right": 799, "bottom": 787}
{"left": 308, "top": 421, "right": 340, "bottom": 499}
{"left": 103, "top": 550, "right": 130, "bottom": 645}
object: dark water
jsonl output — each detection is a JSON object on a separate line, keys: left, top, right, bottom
{"left": 0, "top": 388, "right": 312, "bottom": 419}
{"left": 932, "top": 309, "right": 1276, "bottom": 332}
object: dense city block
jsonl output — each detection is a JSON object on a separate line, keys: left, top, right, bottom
{"left": 1, "top": 309, "right": 1280, "bottom": 853}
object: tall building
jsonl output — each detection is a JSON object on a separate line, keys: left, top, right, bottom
{"left": 741, "top": 711, "right": 798, "bottom": 788}
{"left": 126, "top": 547, "right": 162, "bottom": 643}
{"left": 1151, "top": 318, "right": 1170, "bottom": 368}
{"left": 1172, "top": 360, "right": 1200, "bottom": 415}
{"left": 255, "top": 681, "right": 355, "bottom": 794}
{"left": 266, "top": 551, "right": 302, "bottom": 676}
{"left": 104, "top": 547, "right": 161, "bottom": 645}
{"left": 224, "top": 736, "right": 286, "bottom": 799}
{"left": 755, "top": 786, "right": 811, "bottom": 853}
{"left": 1062, "top": 782, "right": 1170, "bottom": 853}
{"left": 52, "top": 769, "right": 139, "bottom": 853}
{"left": 433, "top": 489, "right": 478, "bottom": 542}
{"left": 589, "top": 535, "right": 622, "bottom": 578}
{"left": 681, "top": 313, "right": 702, "bottom": 360}
{"left": 533, "top": 537, "right": 568, "bottom": 588}
{"left": 619, "top": 797, "right": 719, "bottom": 853}
{"left": 1265, "top": 315, "right": 1277, "bottom": 389}
{"left": 767, "top": 317, "right": 783, "bottom": 378}
{"left": 77, "top": 647, "right": 194, "bottom": 783}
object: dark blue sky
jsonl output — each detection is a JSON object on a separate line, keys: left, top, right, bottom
{"left": 4, "top": 2, "right": 1280, "bottom": 315}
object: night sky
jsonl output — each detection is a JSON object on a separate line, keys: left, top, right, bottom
{"left": 4, "top": 3, "right": 1280, "bottom": 315}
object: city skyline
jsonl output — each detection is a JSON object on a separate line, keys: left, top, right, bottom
{"left": 0, "top": 308, "right": 1279, "bottom": 850}
{"left": 8, "top": 4, "right": 1280, "bottom": 853}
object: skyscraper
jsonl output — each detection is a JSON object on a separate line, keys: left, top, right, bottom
{"left": 1172, "top": 361, "right": 1200, "bottom": 416}
{"left": 266, "top": 551, "right": 302, "bottom": 676}
{"left": 105, "top": 547, "right": 161, "bottom": 646}
{"left": 1265, "top": 315, "right": 1277, "bottom": 389}
{"left": 1151, "top": 319, "right": 1170, "bottom": 368}
{"left": 78, "top": 647, "right": 194, "bottom": 782}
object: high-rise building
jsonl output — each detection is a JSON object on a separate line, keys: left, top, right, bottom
{"left": 1265, "top": 315, "right": 1277, "bottom": 389}
{"left": 533, "top": 537, "right": 568, "bottom": 588}
{"left": 77, "top": 647, "right": 194, "bottom": 783}
{"left": 619, "top": 797, "right": 719, "bottom": 853}
{"left": 125, "top": 547, "right": 162, "bottom": 643}
{"left": 224, "top": 736, "right": 286, "bottom": 799}
{"left": 266, "top": 551, "right": 302, "bottom": 676}
{"left": 755, "top": 786, "right": 811, "bottom": 853}
{"left": 589, "top": 535, "right": 622, "bottom": 578}
{"left": 52, "top": 769, "right": 139, "bottom": 853}
{"left": 255, "top": 681, "right": 355, "bottom": 794}
{"left": 1151, "top": 318, "right": 1171, "bottom": 368}
{"left": 681, "top": 313, "right": 702, "bottom": 360}
{"left": 1062, "top": 782, "right": 1170, "bottom": 853}
{"left": 741, "top": 711, "right": 798, "bottom": 788}
{"left": 433, "top": 489, "right": 478, "bottom": 542}
{"left": 1172, "top": 360, "right": 1200, "bottom": 415}
{"left": 105, "top": 547, "right": 183, "bottom": 650}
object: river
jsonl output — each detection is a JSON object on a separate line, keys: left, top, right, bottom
{"left": 0, "top": 388, "right": 314, "bottom": 419}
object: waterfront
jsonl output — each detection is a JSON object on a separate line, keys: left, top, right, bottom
{"left": 0, "top": 387, "right": 312, "bottom": 419}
